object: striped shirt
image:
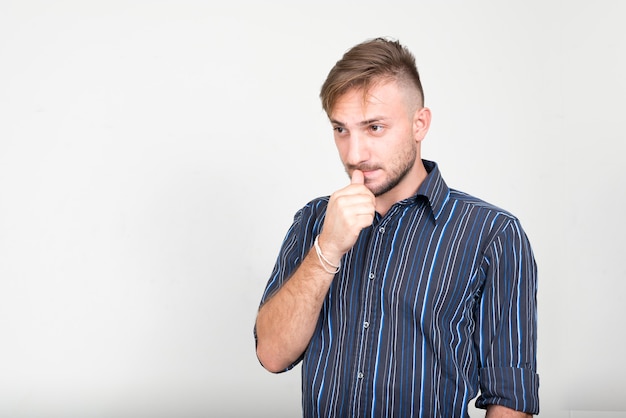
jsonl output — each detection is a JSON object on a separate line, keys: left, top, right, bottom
{"left": 259, "top": 160, "right": 539, "bottom": 417}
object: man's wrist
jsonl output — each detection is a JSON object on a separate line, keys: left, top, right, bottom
{"left": 314, "top": 235, "right": 341, "bottom": 274}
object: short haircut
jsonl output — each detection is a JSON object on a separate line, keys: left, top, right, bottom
{"left": 320, "top": 37, "right": 425, "bottom": 115}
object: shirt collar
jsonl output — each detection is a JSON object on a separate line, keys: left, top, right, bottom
{"left": 411, "top": 160, "right": 450, "bottom": 222}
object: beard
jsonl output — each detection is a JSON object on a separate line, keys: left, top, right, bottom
{"left": 347, "top": 138, "right": 418, "bottom": 197}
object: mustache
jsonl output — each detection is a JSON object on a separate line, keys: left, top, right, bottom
{"left": 346, "top": 164, "right": 380, "bottom": 172}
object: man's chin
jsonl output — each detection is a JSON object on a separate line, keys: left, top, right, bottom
{"left": 369, "top": 182, "right": 392, "bottom": 198}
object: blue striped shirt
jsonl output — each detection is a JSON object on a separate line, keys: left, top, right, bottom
{"left": 259, "top": 160, "right": 539, "bottom": 417}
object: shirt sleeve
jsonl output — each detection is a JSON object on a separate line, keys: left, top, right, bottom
{"left": 474, "top": 218, "right": 540, "bottom": 414}
{"left": 259, "top": 210, "right": 305, "bottom": 303}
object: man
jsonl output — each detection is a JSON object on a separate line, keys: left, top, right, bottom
{"left": 255, "top": 37, "right": 539, "bottom": 417}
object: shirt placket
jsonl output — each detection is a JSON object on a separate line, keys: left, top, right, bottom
{"left": 351, "top": 211, "right": 396, "bottom": 417}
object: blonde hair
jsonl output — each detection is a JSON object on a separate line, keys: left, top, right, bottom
{"left": 320, "top": 37, "right": 424, "bottom": 115}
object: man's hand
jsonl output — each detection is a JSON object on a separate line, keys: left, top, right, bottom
{"left": 318, "top": 169, "right": 376, "bottom": 264}
{"left": 485, "top": 405, "right": 532, "bottom": 418}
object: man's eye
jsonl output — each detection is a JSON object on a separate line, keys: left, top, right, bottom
{"left": 370, "top": 125, "right": 383, "bottom": 132}
{"left": 334, "top": 126, "right": 346, "bottom": 134}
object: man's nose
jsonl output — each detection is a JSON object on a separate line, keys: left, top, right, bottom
{"left": 345, "top": 133, "right": 369, "bottom": 166}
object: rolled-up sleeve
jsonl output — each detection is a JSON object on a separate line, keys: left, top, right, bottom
{"left": 475, "top": 218, "right": 540, "bottom": 414}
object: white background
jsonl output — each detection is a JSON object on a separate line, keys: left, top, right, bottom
{"left": 1, "top": 1, "right": 625, "bottom": 417}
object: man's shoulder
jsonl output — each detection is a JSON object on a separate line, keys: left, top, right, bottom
{"left": 447, "top": 188, "right": 518, "bottom": 222}
{"left": 292, "top": 196, "right": 330, "bottom": 221}
{"left": 302, "top": 195, "right": 330, "bottom": 211}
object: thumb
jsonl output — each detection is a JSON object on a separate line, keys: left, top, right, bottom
{"left": 351, "top": 169, "right": 364, "bottom": 185}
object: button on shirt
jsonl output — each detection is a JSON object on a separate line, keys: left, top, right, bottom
{"left": 258, "top": 160, "right": 539, "bottom": 417}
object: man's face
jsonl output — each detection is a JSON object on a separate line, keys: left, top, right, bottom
{"left": 330, "top": 80, "right": 421, "bottom": 199}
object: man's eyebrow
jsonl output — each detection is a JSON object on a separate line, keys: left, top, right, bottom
{"left": 330, "top": 117, "right": 386, "bottom": 126}
{"left": 360, "top": 118, "right": 385, "bottom": 126}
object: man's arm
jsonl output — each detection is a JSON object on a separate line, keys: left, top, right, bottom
{"left": 255, "top": 246, "right": 337, "bottom": 372}
{"left": 255, "top": 170, "right": 375, "bottom": 372}
{"left": 475, "top": 219, "right": 539, "bottom": 413}
{"left": 485, "top": 404, "right": 532, "bottom": 418}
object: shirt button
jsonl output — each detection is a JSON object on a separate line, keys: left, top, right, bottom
{"left": 378, "top": 226, "right": 385, "bottom": 234}
{"left": 357, "top": 372, "right": 364, "bottom": 379}
{"left": 368, "top": 272, "right": 375, "bottom": 280}
{"left": 363, "top": 321, "right": 369, "bottom": 329}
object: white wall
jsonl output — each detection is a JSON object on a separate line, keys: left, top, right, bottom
{"left": 1, "top": 1, "right": 624, "bottom": 417}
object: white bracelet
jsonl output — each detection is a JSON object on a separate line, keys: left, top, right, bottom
{"left": 314, "top": 235, "right": 341, "bottom": 274}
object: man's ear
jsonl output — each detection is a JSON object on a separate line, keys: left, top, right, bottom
{"left": 413, "top": 107, "right": 431, "bottom": 143}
